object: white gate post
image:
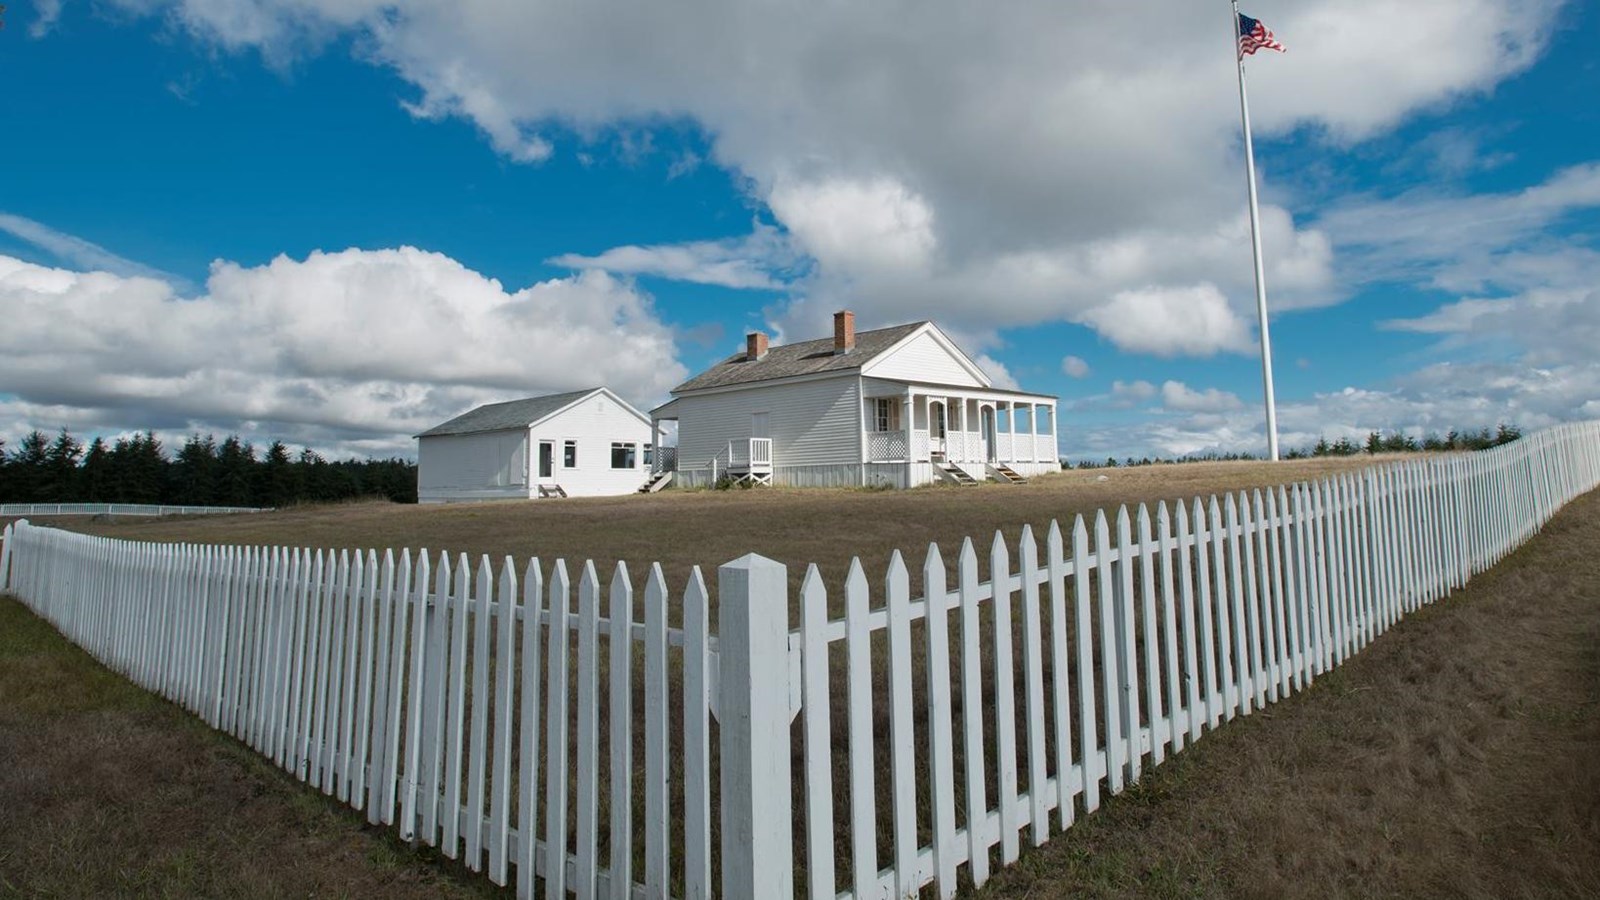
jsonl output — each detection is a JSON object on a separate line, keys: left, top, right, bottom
{"left": 718, "top": 553, "right": 795, "bottom": 899}
{"left": 0, "top": 520, "right": 21, "bottom": 594}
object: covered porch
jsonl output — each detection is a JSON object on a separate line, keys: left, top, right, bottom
{"left": 862, "top": 382, "right": 1059, "bottom": 477}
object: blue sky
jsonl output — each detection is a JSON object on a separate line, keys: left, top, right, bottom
{"left": 1, "top": 0, "right": 1597, "bottom": 461}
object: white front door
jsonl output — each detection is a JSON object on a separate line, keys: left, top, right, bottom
{"left": 750, "top": 411, "right": 769, "bottom": 439}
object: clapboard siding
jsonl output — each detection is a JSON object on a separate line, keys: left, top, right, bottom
{"left": 418, "top": 430, "right": 528, "bottom": 500}
{"left": 862, "top": 331, "right": 987, "bottom": 388}
{"left": 674, "top": 376, "right": 861, "bottom": 471}
{"left": 530, "top": 393, "right": 652, "bottom": 498}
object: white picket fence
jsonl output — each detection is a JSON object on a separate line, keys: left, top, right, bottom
{"left": 0, "top": 502, "right": 266, "bottom": 517}
{"left": 2, "top": 420, "right": 1598, "bottom": 900}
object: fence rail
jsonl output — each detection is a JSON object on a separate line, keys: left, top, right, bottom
{"left": 0, "top": 502, "right": 266, "bottom": 518}
{"left": 2, "top": 421, "right": 1597, "bottom": 899}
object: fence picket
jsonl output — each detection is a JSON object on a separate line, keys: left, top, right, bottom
{"left": 1045, "top": 522, "right": 1077, "bottom": 830}
{"left": 1155, "top": 504, "right": 1184, "bottom": 754}
{"left": 468, "top": 556, "right": 495, "bottom": 870}
{"left": 641, "top": 564, "right": 668, "bottom": 899}
{"left": 422, "top": 552, "right": 452, "bottom": 844}
{"left": 367, "top": 549, "right": 397, "bottom": 824}
{"left": 574, "top": 562, "right": 601, "bottom": 898}
{"left": 516, "top": 557, "right": 545, "bottom": 900}
{"left": 845, "top": 559, "right": 879, "bottom": 897}
{"left": 1135, "top": 507, "right": 1165, "bottom": 765}
{"left": 606, "top": 562, "right": 633, "bottom": 899}
{"left": 1092, "top": 510, "right": 1123, "bottom": 796}
{"left": 544, "top": 561, "right": 573, "bottom": 899}
{"left": 1191, "top": 501, "right": 1220, "bottom": 732}
{"left": 887, "top": 551, "right": 920, "bottom": 896}
{"left": 1019, "top": 526, "right": 1049, "bottom": 844}
{"left": 923, "top": 545, "right": 959, "bottom": 896}
{"left": 399, "top": 549, "right": 428, "bottom": 840}
{"left": 1223, "top": 495, "right": 1250, "bottom": 717}
{"left": 442, "top": 555, "right": 472, "bottom": 857}
{"left": 352, "top": 551, "right": 378, "bottom": 808}
{"left": 682, "top": 568, "right": 711, "bottom": 900}
{"left": 1237, "top": 493, "right": 1265, "bottom": 712}
{"left": 491, "top": 558, "right": 519, "bottom": 886}
{"left": 800, "top": 565, "right": 837, "bottom": 900}
{"left": 959, "top": 538, "right": 991, "bottom": 882}
{"left": 991, "top": 532, "right": 1021, "bottom": 861}
{"left": 1174, "top": 501, "right": 1203, "bottom": 743}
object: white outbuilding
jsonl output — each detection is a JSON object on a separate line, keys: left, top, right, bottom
{"left": 416, "top": 387, "right": 654, "bottom": 502}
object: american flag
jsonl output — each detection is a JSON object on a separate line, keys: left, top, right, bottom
{"left": 1238, "top": 13, "right": 1286, "bottom": 58}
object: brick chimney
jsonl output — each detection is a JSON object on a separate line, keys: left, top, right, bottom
{"left": 834, "top": 310, "right": 856, "bottom": 354}
{"left": 746, "top": 331, "right": 769, "bottom": 361}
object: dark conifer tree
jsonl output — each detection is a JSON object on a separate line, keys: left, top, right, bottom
{"left": 215, "top": 436, "right": 256, "bottom": 506}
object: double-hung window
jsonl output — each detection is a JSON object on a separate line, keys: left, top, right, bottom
{"left": 873, "top": 398, "right": 901, "bottom": 432}
{"left": 611, "top": 442, "right": 638, "bottom": 469}
{"left": 563, "top": 440, "right": 578, "bottom": 468}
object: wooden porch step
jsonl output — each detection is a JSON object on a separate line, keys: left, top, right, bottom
{"left": 537, "top": 484, "right": 568, "bottom": 499}
{"left": 940, "top": 464, "right": 980, "bottom": 486}
{"left": 637, "top": 471, "right": 674, "bottom": 493}
{"left": 990, "top": 464, "right": 1028, "bottom": 484}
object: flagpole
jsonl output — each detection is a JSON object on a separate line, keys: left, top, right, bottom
{"left": 1232, "top": 0, "right": 1281, "bottom": 461}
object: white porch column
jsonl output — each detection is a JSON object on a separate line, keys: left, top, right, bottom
{"left": 1000, "top": 399, "right": 1010, "bottom": 461}
{"left": 904, "top": 390, "right": 915, "bottom": 464}
{"left": 1045, "top": 401, "right": 1059, "bottom": 462}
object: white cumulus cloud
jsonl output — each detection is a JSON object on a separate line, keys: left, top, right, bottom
{"left": 0, "top": 249, "right": 687, "bottom": 456}
{"left": 1161, "top": 381, "right": 1244, "bottom": 413}
{"left": 103, "top": 0, "right": 1563, "bottom": 358}
{"left": 1080, "top": 284, "right": 1255, "bottom": 358}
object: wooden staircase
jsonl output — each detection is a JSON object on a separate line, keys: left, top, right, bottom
{"left": 637, "top": 471, "right": 674, "bottom": 493}
{"left": 537, "top": 484, "right": 568, "bottom": 499}
{"left": 989, "top": 463, "right": 1027, "bottom": 484}
{"left": 939, "top": 463, "right": 980, "bottom": 486}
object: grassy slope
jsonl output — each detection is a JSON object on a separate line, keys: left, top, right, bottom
{"left": 0, "top": 596, "right": 506, "bottom": 899}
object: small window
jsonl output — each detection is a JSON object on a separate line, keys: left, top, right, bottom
{"left": 563, "top": 440, "right": 578, "bottom": 468}
{"left": 611, "top": 442, "right": 637, "bottom": 469}
{"left": 644, "top": 443, "right": 654, "bottom": 466}
{"left": 873, "top": 398, "right": 901, "bottom": 432}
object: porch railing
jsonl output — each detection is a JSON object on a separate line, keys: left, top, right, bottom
{"left": 653, "top": 446, "right": 679, "bottom": 474}
{"left": 726, "top": 438, "right": 773, "bottom": 471}
{"left": 910, "top": 429, "right": 1056, "bottom": 464}
{"left": 866, "top": 431, "right": 909, "bottom": 462}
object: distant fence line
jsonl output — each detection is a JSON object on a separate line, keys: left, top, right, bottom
{"left": 2, "top": 420, "right": 1597, "bottom": 900}
{"left": 0, "top": 503, "right": 267, "bottom": 518}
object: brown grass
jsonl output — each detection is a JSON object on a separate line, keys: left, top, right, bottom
{"left": 42, "top": 457, "right": 1395, "bottom": 598}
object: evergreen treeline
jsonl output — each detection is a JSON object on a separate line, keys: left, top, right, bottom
{"left": 1070, "top": 424, "right": 1524, "bottom": 470}
{"left": 0, "top": 430, "right": 417, "bottom": 506}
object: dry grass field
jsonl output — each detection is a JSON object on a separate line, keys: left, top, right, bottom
{"left": 2, "top": 455, "right": 1598, "bottom": 897}
{"left": 46, "top": 457, "right": 1397, "bottom": 599}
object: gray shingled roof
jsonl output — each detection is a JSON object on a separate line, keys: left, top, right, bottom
{"left": 417, "top": 388, "right": 601, "bottom": 438}
{"left": 671, "top": 322, "right": 926, "bottom": 393}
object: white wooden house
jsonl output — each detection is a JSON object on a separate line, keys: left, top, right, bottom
{"left": 648, "top": 311, "right": 1060, "bottom": 489}
{"left": 417, "top": 387, "right": 654, "bottom": 502}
